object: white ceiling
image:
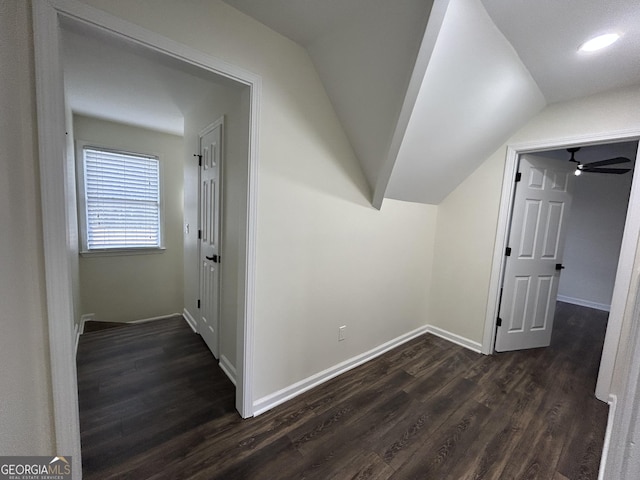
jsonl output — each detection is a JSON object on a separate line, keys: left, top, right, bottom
{"left": 62, "top": 0, "right": 640, "bottom": 205}
{"left": 223, "top": 0, "right": 377, "bottom": 47}
{"left": 222, "top": 0, "right": 640, "bottom": 205}
{"left": 385, "top": 0, "right": 545, "bottom": 203}
{"left": 481, "top": 0, "right": 640, "bottom": 104}
{"left": 62, "top": 22, "right": 242, "bottom": 136}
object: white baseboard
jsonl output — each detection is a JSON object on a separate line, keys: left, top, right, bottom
{"left": 76, "top": 313, "right": 94, "bottom": 356}
{"left": 127, "top": 312, "right": 182, "bottom": 324}
{"left": 252, "top": 323, "right": 482, "bottom": 417}
{"left": 253, "top": 325, "right": 430, "bottom": 416}
{"left": 425, "top": 325, "right": 483, "bottom": 353}
{"left": 557, "top": 295, "right": 610, "bottom": 312}
{"left": 219, "top": 354, "right": 237, "bottom": 386}
{"left": 80, "top": 313, "right": 94, "bottom": 333}
{"left": 183, "top": 308, "right": 197, "bottom": 333}
{"left": 599, "top": 394, "right": 617, "bottom": 480}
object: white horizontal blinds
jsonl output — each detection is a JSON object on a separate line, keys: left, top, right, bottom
{"left": 83, "top": 147, "right": 160, "bottom": 250}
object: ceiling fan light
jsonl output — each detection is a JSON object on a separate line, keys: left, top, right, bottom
{"left": 579, "top": 33, "right": 620, "bottom": 52}
{"left": 574, "top": 169, "right": 582, "bottom": 176}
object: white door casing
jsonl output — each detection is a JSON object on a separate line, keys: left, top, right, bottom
{"left": 495, "top": 154, "right": 575, "bottom": 352}
{"left": 198, "top": 120, "right": 223, "bottom": 358}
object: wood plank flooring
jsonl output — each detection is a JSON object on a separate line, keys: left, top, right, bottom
{"left": 76, "top": 303, "right": 608, "bottom": 479}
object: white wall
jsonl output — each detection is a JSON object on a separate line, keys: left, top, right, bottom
{"left": 74, "top": 115, "right": 185, "bottom": 323}
{"left": 430, "top": 84, "right": 640, "bottom": 344}
{"left": 0, "top": 0, "right": 54, "bottom": 454}
{"left": 77, "top": 0, "right": 439, "bottom": 402}
{"left": 183, "top": 83, "right": 249, "bottom": 373}
{"left": 557, "top": 143, "right": 636, "bottom": 310}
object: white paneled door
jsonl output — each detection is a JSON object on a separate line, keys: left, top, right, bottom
{"left": 198, "top": 121, "right": 222, "bottom": 358}
{"left": 495, "top": 154, "right": 575, "bottom": 352}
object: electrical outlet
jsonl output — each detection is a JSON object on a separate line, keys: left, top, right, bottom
{"left": 338, "top": 325, "right": 346, "bottom": 341}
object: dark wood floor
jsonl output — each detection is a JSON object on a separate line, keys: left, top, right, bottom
{"left": 77, "top": 303, "right": 609, "bottom": 479}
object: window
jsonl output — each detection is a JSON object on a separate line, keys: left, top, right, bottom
{"left": 78, "top": 144, "right": 162, "bottom": 253}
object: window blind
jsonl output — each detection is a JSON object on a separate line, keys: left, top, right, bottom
{"left": 83, "top": 147, "right": 161, "bottom": 250}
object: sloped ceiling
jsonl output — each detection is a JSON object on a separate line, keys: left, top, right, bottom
{"left": 225, "top": 0, "right": 434, "bottom": 200}
{"left": 223, "top": 0, "right": 640, "bottom": 207}
{"left": 64, "top": 0, "right": 640, "bottom": 204}
{"left": 384, "top": 0, "right": 545, "bottom": 204}
{"left": 62, "top": 21, "right": 242, "bottom": 136}
{"left": 482, "top": 0, "right": 640, "bottom": 104}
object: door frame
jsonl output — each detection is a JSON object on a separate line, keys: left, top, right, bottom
{"left": 482, "top": 130, "right": 640, "bottom": 403}
{"left": 197, "top": 118, "right": 225, "bottom": 358}
{"left": 33, "top": 0, "right": 261, "bottom": 467}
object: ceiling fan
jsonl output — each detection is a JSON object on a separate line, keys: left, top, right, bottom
{"left": 567, "top": 147, "right": 632, "bottom": 176}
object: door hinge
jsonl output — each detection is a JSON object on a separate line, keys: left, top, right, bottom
{"left": 515, "top": 172, "right": 522, "bottom": 182}
{"left": 496, "top": 317, "right": 502, "bottom": 327}
{"left": 197, "top": 299, "right": 201, "bottom": 309}
{"left": 198, "top": 229, "right": 202, "bottom": 240}
{"left": 505, "top": 247, "right": 512, "bottom": 256}
{"left": 194, "top": 154, "right": 202, "bottom": 167}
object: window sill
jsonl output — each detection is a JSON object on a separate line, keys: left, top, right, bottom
{"left": 80, "top": 247, "right": 166, "bottom": 258}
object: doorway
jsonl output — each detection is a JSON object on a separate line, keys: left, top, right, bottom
{"left": 484, "top": 137, "right": 640, "bottom": 402}
{"left": 33, "top": 0, "right": 261, "bottom": 469}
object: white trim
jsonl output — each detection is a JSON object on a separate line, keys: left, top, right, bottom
{"left": 183, "top": 308, "right": 198, "bottom": 333}
{"left": 33, "top": 2, "right": 82, "bottom": 474}
{"left": 239, "top": 76, "right": 261, "bottom": 418}
{"left": 557, "top": 295, "right": 611, "bottom": 312}
{"left": 219, "top": 355, "right": 237, "bottom": 386}
{"left": 81, "top": 313, "right": 181, "bottom": 328}
{"left": 482, "top": 132, "right": 640, "bottom": 404}
{"left": 602, "top": 282, "right": 640, "bottom": 479}
{"left": 253, "top": 326, "right": 429, "bottom": 416}
{"left": 482, "top": 146, "right": 520, "bottom": 355}
{"left": 597, "top": 144, "right": 640, "bottom": 400}
{"left": 425, "top": 325, "right": 483, "bottom": 354}
{"left": 34, "top": 0, "right": 261, "bottom": 468}
{"left": 79, "top": 313, "right": 93, "bottom": 334}
{"left": 127, "top": 313, "right": 182, "bottom": 324}
{"left": 599, "top": 394, "right": 617, "bottom": 480}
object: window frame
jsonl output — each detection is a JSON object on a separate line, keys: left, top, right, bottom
{"left": 75, "top": 140, "right": 166, "bottom": 256}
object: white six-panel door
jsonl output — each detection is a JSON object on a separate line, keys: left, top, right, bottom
{"left": 198, "top": 122, "right": 222, "bottom": 358}
{"left": 495, "top": 154, "right": 575, "bottom": 352}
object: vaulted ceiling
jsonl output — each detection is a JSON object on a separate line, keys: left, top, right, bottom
{"left": 224, "top": 0, "right": 640, "bottom": 206}
{"left": 63, "top": 0, "right": 640, "bottom": 206}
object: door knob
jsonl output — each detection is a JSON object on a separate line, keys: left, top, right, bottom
{"left": 206, "top": 255, "right": 219, "bottom": 263}
{"left": 555, "top": 264, "right": 565, "bottom": 271}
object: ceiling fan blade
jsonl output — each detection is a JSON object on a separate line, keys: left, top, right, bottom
{"left": 581, "top": 167, "right": 631, "bottom": 174}
{"left": 583, "top": 156, "right": 631, "bottom": 168}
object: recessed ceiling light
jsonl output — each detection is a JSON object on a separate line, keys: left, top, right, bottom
{"left": 579, "top": 33, "right": 621, "bottom": 52}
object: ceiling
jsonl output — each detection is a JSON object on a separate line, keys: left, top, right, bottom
{"left": 482, "top": 0, "right": 640, "bottom": 104}
{"left": 223, "top": 0, "right": 640, "bottom": 205}
{"left": 62, "top": 21, "right": 243, "bottom": 136}
{"left": 544, "top": 141, "right": 637, "bottom": 168}
{"left": 62, "top": 0, "right": 640, "bottom": 205}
